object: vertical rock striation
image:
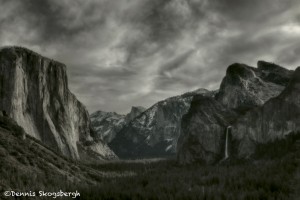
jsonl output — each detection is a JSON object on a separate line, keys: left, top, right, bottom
{"left": 231, "top": 67, "right": 300, "bottom": 157}
{"left": 177, "top": 95, "right": 237, "bottom": 164}
{"left": 0, "top": 46, "right": 116, "bottom": 160}
{"left": 178, "top": 61, "right": 295, "bottom": 164}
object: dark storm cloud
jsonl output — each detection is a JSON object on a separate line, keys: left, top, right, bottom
{"left": 1, "top": 0, "right": 300, "bottom": 113}
{"left": 16, "top": 0, "right": 108, "bottom": 44}
{"left": 133, "top": 0, "right": 205, "bottom": 43}
{"left": 117, "top": 0, "right": 210, "bottom": 64}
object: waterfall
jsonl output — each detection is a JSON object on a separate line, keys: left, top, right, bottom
{"left": 225, "top": 126, "right": 231, "bottom": 159}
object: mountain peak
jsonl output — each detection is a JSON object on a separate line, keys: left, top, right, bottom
{"left": 0, "top": 46, "right": 41, "bottom": 57}
{"left": 130, "top": 106, "right": 146, "bottom": 113}
{"left": 90, "top": 106, "right": 146, "bottom": 144}
{"left": 178, "top": 61, "right": 298, "bottom": 164}
{"left": 124, "top": 106, "right": 146, "bottom": 123}
{"left": 216, "top": 61, "right": 293, "bottom": 110}
{"left": 181, "top": 88, "right": 214, "bottom": 98}
{"left": 226, "top": 63, "right": 256, "bottom": 79}
{"left": 0, "top": 46, "right": 28, "bottom": 52}
{"left": 257, "top": 60, "right": 293, "bottom": 86}
{"left": 0, "top": 46, "right": 65, "bottom": 67}
{"left": 257, "top": 60, "right": 284, "bottom": 71}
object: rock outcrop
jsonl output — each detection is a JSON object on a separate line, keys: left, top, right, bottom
{"left": 178, "top": 61, "right": 295, "bottom": 164}
{"left": 90, "top": 106, "right": 146, "bottom": 143}
{"left": 0, "top": 46, "right": 116, "bottom": 160}
{"left": 216, "top": 62, "right": 293, "bottom": 111}
{"left": 109, "top": 88, "right": 215, "bottom": 159}
{"left": 124, "top": 106, "right": 146, "bottom": 123}
{"left": 231, "top": 67, "right": 300, "bottom": 157}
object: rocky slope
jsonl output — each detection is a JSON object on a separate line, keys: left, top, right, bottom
{"left": 90, "top": 111, "right": 125, "bottom": 143}
{"left": 0, "top": 46, "right": 116, "bottom": 160}
{"left": 178, "top": 61, "right": 295, "bottom": 164}
{"left": 0, "top": 114, "right": 95, "bottom": 190}
{"left": 231, "top": 66, "right": 300, "bottom": 157}
{"left": 0, "top": 114, "right": 134, "bottom": 193}
{"left": 109, "top": 89, "right": 215, "bottom": 159}
{"left": 90, "top": 106, "right": 146, "bottom": 143}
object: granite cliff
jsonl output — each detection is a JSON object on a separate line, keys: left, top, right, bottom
{"left": 0, "top": 46, "right": 116, "bottom": 160}
{"left": 177, "top": 96, "right": 237, "bottom": 164}
{"left": 178, "top": 61, "right": 295, "bottom": 164}
{"left": 216, "top": 61, "right": 293, "bottom": 111}
{"left": 231, "top": 67, "right": 300, "bottom": 157}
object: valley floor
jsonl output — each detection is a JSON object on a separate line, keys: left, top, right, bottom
{"left": 2, "top": 154, "right": 299, "bottom": 200}
{"left": 78, "top": 153, "right": 299, "bottom": 200}
{"left": 1, "top": 116, "right": 299, "bottom": 199}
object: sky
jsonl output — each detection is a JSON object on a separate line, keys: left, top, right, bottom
{"left": 1, "top": 0, "right": 300, "bottom": 114}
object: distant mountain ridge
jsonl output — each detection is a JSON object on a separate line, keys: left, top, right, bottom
{"left": 108, "top": 88, "right": 216, "bottom": 159}
{"left": 89, "top": 60, "right": 297, "bottom": 162}
{"left": 90, "top": 106, "right": 146, "bottom": 143}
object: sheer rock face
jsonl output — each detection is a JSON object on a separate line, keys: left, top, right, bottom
{"left": 0, "top": 47, "right": 116, "bottom": 160}
{"left": 178, "top": 61, "right": 295, "bottom": 164}
{"left": 216, "top": 62, "right": 293, "bottom": 111}
{"left": 177, "top": 95, "right": 237, "bottom": 164}
{"left": 124, "top": 106, "right": 146, "bottom": 123}
{"left": 109, "top": 89, "right": 215, "bottom": 159}
{"left": 232, "top": 67, "right": 300, "bottom": 157}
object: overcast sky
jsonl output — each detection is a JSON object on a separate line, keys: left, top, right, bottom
{"left": 1, "top": 0, "right": 300, "bottom": 114}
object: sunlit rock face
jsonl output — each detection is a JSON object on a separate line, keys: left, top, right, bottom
{"left": 0, "top": 46, "right": 116, "bottom": 160}
{"left": 178, "top": 61, "right": 295, "bottom": 164}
